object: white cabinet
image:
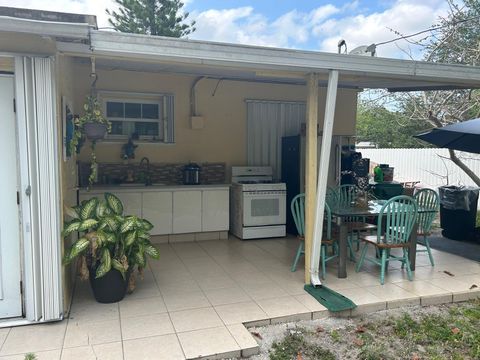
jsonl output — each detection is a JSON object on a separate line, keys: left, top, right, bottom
{"left": 79, "top": 186, "right": 229, "bottom": 235}
{"left": 142, "top": 192, "right": 172, "bottom": 235}
{"left": 113, "top": 193, "right": 142, "bottom": 217}
{"left": 79, "top": 192, "right": 142, "bottom": 217}
{"left": 202, "top": 190, "right": 229, "bottom": 231}
{"left": 173, "top": 191, "right": 202, "bottom": 234}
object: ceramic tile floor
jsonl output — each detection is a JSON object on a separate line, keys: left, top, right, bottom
{"left": 0, "top": 235, "right": 479, "bottom": 359}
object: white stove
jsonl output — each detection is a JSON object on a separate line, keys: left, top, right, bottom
{"left": 230, "top": 166, "right": 286, "bottom": 240}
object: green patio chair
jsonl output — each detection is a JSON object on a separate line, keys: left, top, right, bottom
{"left": 337, "top": 184, "right": 377, "bottom": 260}
{"left": 290, "top": 193, "right": 338, "bottom": 278}
{"left": 414, "top": 188, "right": 439, "bottom": 266}
{"left": 355, "top": 195, "right": 418, "bottom": 285}
{"left": 326, "top": 186, "right": 338, "bottom": 208}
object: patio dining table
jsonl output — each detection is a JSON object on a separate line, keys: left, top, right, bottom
{"left": 330, "top": 200, "right": 436, "bottom": 278}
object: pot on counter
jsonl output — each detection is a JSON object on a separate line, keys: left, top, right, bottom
{"left": 183, "top": 163, "right": 201, "bottom": 185}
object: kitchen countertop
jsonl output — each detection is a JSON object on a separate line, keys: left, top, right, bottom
{"left": 79, "top": 184, "right": 231, "bottom": 193}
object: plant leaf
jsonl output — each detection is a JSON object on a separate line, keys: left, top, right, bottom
{"left": 96, "top": 200, "right": 108, "bottom": 218}
{"left": 79, "top": 218, "right": 98, "bottom": 231}
{"left": 125, "top": 230, "right": 137, "bottom": 247}
{"left": 112, "top": 259, "right": 127, "bottom": 279}
{"left": 64, "top": 205, "right": 80, "bottom": 220}
{"left": 105, "top": 232, "right": 116, "bottom": 244}
{"left": 140, "top": 219, "right": 154, "bottom": 231}
{"left": 99, "top": 216, "right": 120, "bottom": 232}
{"left": 120, "top": 217, "right": 136, "bottom": 233}
{"left": 62, "top": 221, "right": 81, "bottom": 237}
{"left": 95, "top": 248, "right": 112, "bottom": 278}
{"left": 64, "top": 237, "right": 89, "bottom": 264}
{"left": 144, "top": 244, "right": 160, "bottom": 259}
{"left": 80, "top": 198, "right": 98, "bottom": 220}
{"left": 105, "top": 193, "right": 123, "bottom": 215}
{"left": 137, "top": 230, "right": 150, "bottom": 241}
{"left": 134, "top": 248, "right": 146, "bottom": 267}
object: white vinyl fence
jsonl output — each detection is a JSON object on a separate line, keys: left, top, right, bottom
{"left": 360, "top": 148, "right": 480, "bottom": 189}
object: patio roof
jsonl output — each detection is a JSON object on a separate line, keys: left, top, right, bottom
{"left": 53, "top": 30, "right": 480, "bottom": 92}
{"left": 1, "top": 10, "right": 480, "bottom": 91}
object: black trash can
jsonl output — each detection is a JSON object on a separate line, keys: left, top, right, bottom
{"left": 439, "top": 185, "right": 479, "bottom": 240}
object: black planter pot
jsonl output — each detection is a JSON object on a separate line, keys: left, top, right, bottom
{"left": 84, "top": 123, "right": 107, "bottom": 141}
{"left": 89, "top": 268, "right": 129, "bottom": 303}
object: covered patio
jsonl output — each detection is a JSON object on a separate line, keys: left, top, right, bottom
{"left": 1, "top": 11, "right": 480, "bottom": 360}
{"left": 0, "top": 235, "right": 478, "bottom": 359}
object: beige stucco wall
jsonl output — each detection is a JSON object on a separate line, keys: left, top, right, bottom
{"left": 56, "top": 54, "right": 78, "bottom": 314}
{"left": 72, "top": 62, "right": 358, "bottom": 175}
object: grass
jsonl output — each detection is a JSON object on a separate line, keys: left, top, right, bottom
{"left": 258, "top": 301, "right": 480, "bottom": 360}
{"left": 269, "top": 329, "right": 336, "bottom": 360}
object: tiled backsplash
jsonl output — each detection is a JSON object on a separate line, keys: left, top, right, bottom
{"left": 78, "top": 162, "right": 226, "bottom": 187}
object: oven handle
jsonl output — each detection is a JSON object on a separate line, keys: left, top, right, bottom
{"left": 243, "top": 191, "right": 286, "bottom": 196}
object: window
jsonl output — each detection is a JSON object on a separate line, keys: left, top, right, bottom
{"left": 100, "top": 92, "right": 174, "bottom": 143}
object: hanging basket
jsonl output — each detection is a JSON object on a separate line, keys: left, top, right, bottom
{"left": 84, "top": 123, "right": 107, "bottom": 141}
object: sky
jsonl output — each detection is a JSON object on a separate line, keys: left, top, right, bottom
{"left": 0, "top": 0, "right": 451, "bottom": 59}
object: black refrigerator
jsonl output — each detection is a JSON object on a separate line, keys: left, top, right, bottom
{"left": 281, "top": 135, "right": 357, "bottom": 234}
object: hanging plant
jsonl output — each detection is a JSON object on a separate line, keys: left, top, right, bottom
{"left": 69, "top": 95, "right": 111, "bottom": 186}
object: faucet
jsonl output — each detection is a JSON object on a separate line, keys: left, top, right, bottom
{"left": 140, "top": 157, "right": 152, "bottom": 186}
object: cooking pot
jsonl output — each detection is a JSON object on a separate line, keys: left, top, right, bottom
{"left": 183, "top": 163, "right": 201, "bottom": 185}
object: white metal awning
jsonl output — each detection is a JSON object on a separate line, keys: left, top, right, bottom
{"left": 53, "top": 29, "right": 480, "bottom": 92}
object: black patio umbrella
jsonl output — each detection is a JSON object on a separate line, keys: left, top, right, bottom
{"left": 414, "top": 118, "right": 480, "bottom": 154}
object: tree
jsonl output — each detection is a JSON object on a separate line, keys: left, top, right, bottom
{"left": 356, "top": 102, "right": 431, "bottom": 148}
{"left": 393, "top": 0, "right": 480, "bottom": 185}
{"left": 106, "top": 0, "right": 195, "bottom": 37}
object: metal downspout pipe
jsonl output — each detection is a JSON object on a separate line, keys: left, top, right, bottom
{"left": 310, "top": 70, "right": 339, "bottom": 286}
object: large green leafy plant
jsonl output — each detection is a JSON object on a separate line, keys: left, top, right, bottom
{"left": 63, "top": 193, "right": 159, "bottom": 291}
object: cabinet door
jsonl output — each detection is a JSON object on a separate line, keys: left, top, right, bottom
{"left": 202, "top": 190, "right": 229, "bottom": 231}
{"left": 142, "top": 192, "right": 173, "bottom": 235}
{"left": 173, "top": 191, "right": 202, "bottom": 233}
{"left": 113, "top": 193, "right": 142, "bottom": 217}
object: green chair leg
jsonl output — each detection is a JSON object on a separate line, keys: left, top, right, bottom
{"left": 291, "top": 241, "right": 304, "bottom": 272}
{"left": 356, "top": 243, "right": 369, "bottom": 272}
{"left": 380, "top": 249, "right": 387, "bottom": 285}
{"left": 403, "top": 248, "right": 413, "bottom": 281}
{"left": 347, "top": 237, "right": 356, "bottom": 262}
{"left": 424, "top": 236, "right": 435, "bottom": 266}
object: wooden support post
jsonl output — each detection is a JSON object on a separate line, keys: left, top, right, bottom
{"left": 304, "top": 72, "right": 319, "bottom": 284}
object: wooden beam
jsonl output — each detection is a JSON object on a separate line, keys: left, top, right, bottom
{"left": 304, "top": 72, "right": 319, "bottom": 284}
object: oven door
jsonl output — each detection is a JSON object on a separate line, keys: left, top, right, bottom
{"left": 243, "top": 190, "right": 286, "bottom": 226}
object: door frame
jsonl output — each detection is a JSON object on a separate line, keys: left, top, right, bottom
{"left": 0, "top": 54, "right": 63, "bottom": 326}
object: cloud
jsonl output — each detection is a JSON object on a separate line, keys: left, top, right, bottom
{"left": 190, "top": 0, "right": 449, "bottom": 58}
{"left": 317, "top": 0, "right": 449, "bottom": 58}
{"left": 1, "top": 0, "right": 450, "bottom": 59}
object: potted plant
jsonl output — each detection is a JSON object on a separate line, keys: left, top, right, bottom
{"left": 63, "top": 192, "right": 159, "bottom": 303}
{"left": 69, "top": 95, "right": 112, "bottom": 186}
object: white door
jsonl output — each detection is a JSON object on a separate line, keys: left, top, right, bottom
{"left": 0, "top": 75, "right": 22, "bottom": 318}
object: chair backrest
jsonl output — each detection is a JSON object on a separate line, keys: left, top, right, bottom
{"left": 377, "top": 195, "right": 418, "bottom": 244}
{"left": 326, "top": 187, "right": 338, "bottom": 208}
{"left": 291, "top": 193, "right": 306, "bottom": 237}
{"left": 290, "top": 193, "right": 332, "bottom": 239}
{"left": 414, "top": 188, "right": 439, "bottom": 234}
{"left": 337, "top": 184, "right": 359, "bottom": 207}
